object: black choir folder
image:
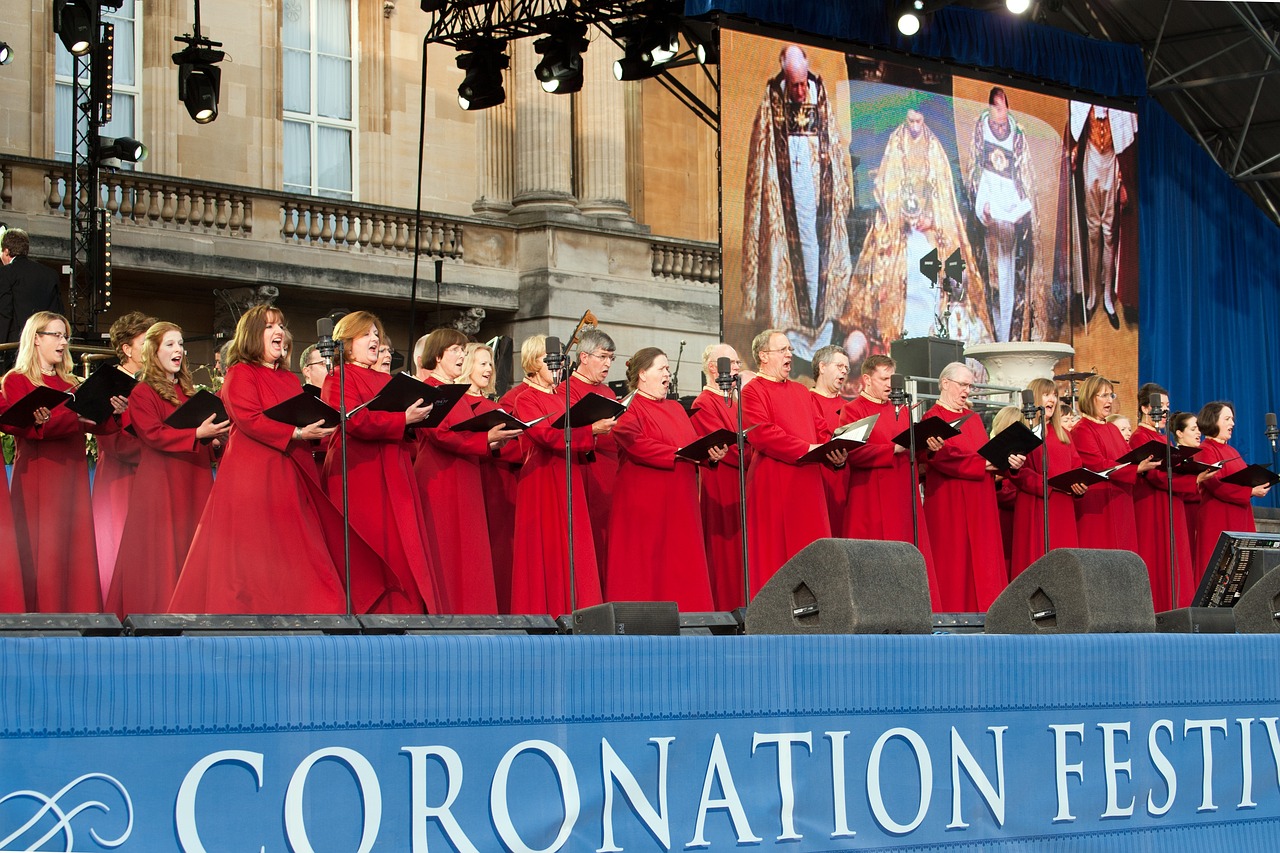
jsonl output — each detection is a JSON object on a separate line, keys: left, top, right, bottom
{"left": 1221, "top": 464, "right": 1280, "bottom": 488}
{"left": 349, "top": 373, "right": 467, "bottom": 428}
{"left": 675, "top": 427, "right": 754, "bottom": 463}
{"left": 0, "top": 385, "right": 71, "bottom": 429}
{"left": 450, "top": 408, "right": 549, "bottom": 432}
{"left": 65, "top": 363, "right": 137, "bottom": 424}
{"left": 263, "top": 392, "right": 339, "bottom": 429}
{"left": 1114, "top": 438, "right": 1197, "bottom": 467}
{"left": 891, "top": 413, "right": 969, "bottom": 449}
{"left": 796, "top": 414, "right": 878, "bottom": 465}
{"left": 1048, "top": 463, "right": 1128, "bottom": 494}
{"left": 164, "top": 389, "right": 228, "bottom": 430}
{"left": 549, "top": 393, "right": 628, "bottom": 429}
{"left": 978, "top": 421, "right": 1043, "bottom": 469}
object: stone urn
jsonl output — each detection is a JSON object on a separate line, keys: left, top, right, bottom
{"left": 964, "top": 341, "right": 1075, "bottom": 404}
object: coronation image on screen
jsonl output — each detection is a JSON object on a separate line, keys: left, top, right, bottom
{"left": 722, "top": 28, "right": 1139, "bottom": 398}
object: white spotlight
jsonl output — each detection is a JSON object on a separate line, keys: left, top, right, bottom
{"left": 898, "top": 12, "right": 922, "bottom": 36}
{"left": 1007, "top": 0, "right": 1031, "bottom": 13}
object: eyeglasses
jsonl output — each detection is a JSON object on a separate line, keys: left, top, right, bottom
{"left": 304, "top": 360, "right": 327, "bottom": 369}
{"left": 1095, "top": 392, "right": 1117, "bottom": 400}
{"left": 762, "top": 346, "right": 794, "bottom": 355}
{"left": 584, "top": 351, "right": 616, "bottom": 362}
{"left": 946, "top": 380, "right": 974, "bottom": 390}
{"left": 37, "top": 331, "right": 70, "bottom": 341}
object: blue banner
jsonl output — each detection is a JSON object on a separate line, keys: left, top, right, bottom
{"left": 1, "top": 634, "right": 1278, "bottom": 850}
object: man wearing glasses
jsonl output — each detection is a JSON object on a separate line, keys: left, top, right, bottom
{"left": 0, "top": 228, "right": 66, "bottom": 371}
{"left": 569, "top": 328, "right": 620, "bottom": 577}
{"left": 299, "top": 344, "right": 329, "bottom": 394}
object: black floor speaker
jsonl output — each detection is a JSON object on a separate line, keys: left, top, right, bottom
{"left": 746, "top": 539, "right": 933, "bottom": 635}
{"left": 125, "top": 614, "right": 362, "bottom": 636}
{"left": 0, "top": 613, "right": 123, "bottom": 637}
{"left": 1155, "top": 607, "right": 1236, "bottom": 634}
{"left": 572, "top": 602, "right": 680, "bottom": 635}
{"left": 985, "top": 548, "right": 1157, "bottom": 634}
{"left": 1233, "top": 567, "right": 1280, "bottom": 633}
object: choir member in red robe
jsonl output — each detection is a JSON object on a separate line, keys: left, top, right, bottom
{"left": 989, "top": 406, "right": 1023, "bottom": 580}
{"left": 691, "top": 343, "right": 751, "bottom": 610}
{"left": 742, "top": 330, "right": 839, "bottom": 594}
{"left": 91, "top": 311, "right": 153, "bottom": 597}
{"left": 171, "top": 305, "right": 398, "bottom": 614}
{"left": 1072, "top": 376, "right": 1158, "bottom": 553}
{"left": 568, "top": 329, "right": 620, "bottom": 581}
{"left": 412, "top": 328, "right": 521, "bottom": 614}
{"left": 460, "top": 342, "right": 522, "bottom": 613}
{"left": 511, "top": 334, "right": 610, "bottom": 615}
{"left": 840, "top": 354, "right": 939, "bottom": 607}
{"left": 1193, "top": 401, "right": 1269, "bottom": 572}
{"left": 1009, "top": 378, "right": 1087, "bottom": 576}
{"left": 606, "top": 347, "right": 722, "bottom": 609}
{"left": 810, "top": 345, "right": 851, "bottom": 537}
{"left": 2, "top": 312, "right": 124, "bottom": 612}
{"left": 323, "top": 312, "right": 440, "bottom": 613}
{"left": 0, "top": 470, "right": 23, "bottom": 611}
{"left": 1172, "top": 412, "right": 1203, "bottom": 562}
{"left": 1129, "top": 384, "right": 1196, "bottom": 611}
{"left": 106, "top": 322, "right": 227, "bottom": 617}
{"left": 924, "top": 362, "right": 1023, "bottom": 612}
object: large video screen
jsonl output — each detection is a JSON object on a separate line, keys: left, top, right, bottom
{"left": 722, "top": 28, "right": 1139, "bottom": 396}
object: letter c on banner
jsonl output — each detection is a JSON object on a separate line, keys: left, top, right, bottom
{"left": 490, "top": 740, "right": 581, "bottom": 853}
{"left": 176, "top": 750, "right": 266, "bottom": 853}
{"left": 284, "top": 747, "right": 383, "bottom": 853}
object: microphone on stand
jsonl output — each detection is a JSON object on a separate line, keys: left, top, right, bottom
{"left": 1148, "top": 393, "right": 1168, "bottom": 428}
{"left": 1020, "top": 388, "right": 1040, "bottom": 422}
{"left": 316, "top": 317, "right": 336, "bottom": 371}
{"left": 545, "top": 336, "right": 565, "bottom": 382}
{"left": 1266, "top": 412, "right": 1279, "bottom": 454}
{"left": 889, "top": 373, "right": 907, "bottom": 417}
{"left": 715, "top": 356, "right": 734, "bottom": 403}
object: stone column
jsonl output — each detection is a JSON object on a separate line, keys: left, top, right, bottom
{"left": 473, "top": 98, "right": 515, "bottom": 217}
{"left": 575, "top": 30, "right": 631, "bottom": 218}
{"left": 512, "top": 38, "right": 576, "bottom": 212}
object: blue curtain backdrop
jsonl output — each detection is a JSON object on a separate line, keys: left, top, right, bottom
{"left": 689, "top": 0, "right": 1280, "bottom": 466}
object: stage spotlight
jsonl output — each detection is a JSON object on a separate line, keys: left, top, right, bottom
{"left": 456, "top": 40, "right": 508, "bottom": 111}
{"left": 534, "top": 23, "right": 588, "bottom": 95}
{"left": 0, "top": 42, "right": 12, "bottom": 66}
{"left": 54, "top": 0, "right": 95, "bottom": 56}
{"left": 1007, "top": 0, "right": 1031, "bottom": 12}
{"left": 97, "top": 135, "right": 148, "bottom": 163}
{"left": 898, "top": 5, "right": 923, "bottom": 37}
{"left": 177, "top": 61, "right": 220, "bottom": 122}
{"left": 612, "top": 16, "right": 681, "bottom": 81}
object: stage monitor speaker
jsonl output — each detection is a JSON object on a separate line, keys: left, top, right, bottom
{"left": 125, "top": 614, "right": 362, "bottom": 636}
{"left": 678, "top": 611, "right": 745, "bottom": 636}
{"left": 1233, "top": 566, "right": 1280, "bottom": 633}
{"left": 1155, "top": 607, "right": 1236, "bottom": 634}
{"left": 0, "top": 613, "right": 122, "bottom": 637}
{"left": 985, "top": 549, "right": 1156, "bottom": 634}
{"left": 933, "top": 613, "right": 986, "bottom": 634}
{"left": 572, "top": 602, "right": 680, "bottom": 635}
{"left": 746, "top": 539, "right": 932, "bottom": 635}
{"left": 357, "top": 614, "right": 559, "bottom": 635}
{"left": 890, "top": 337, "right": 964, "bottom": 383}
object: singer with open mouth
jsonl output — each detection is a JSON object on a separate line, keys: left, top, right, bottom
{"left": 1193, "top": 401, "right": 1271, "bottom": 572}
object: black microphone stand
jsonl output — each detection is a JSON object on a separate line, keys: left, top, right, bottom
{"left": 1149, "top": 398, "right": 1177, "bottom": 609}
{"left": 716, "top": 367, "right": 750, "bottom": 608}
{"left": 545, "top": 345, "right": 576, "bottom": 614}
{"left": 1021, "top": 395, "right": 1050, "bottom": 557}
{"left": 1267, "top": 415, "right": 1280, "bottom": 509}
{"left": 890, "top": 380, "right": 920, "bottom": 551}
{"left": 317, "top": 334, "right": 350, "bottom": 615}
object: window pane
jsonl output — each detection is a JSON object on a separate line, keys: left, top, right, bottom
{"left": 283, "top": 48, "right": 310, "bottom": 113}
{"left": 110, "top": 22, "right": 136, "bottom": 87}
{"left": 283, "top": 121, "right": 312, "bottom": 191}
{"left": 316, "top": 57, "right": 351, "bottom": 120}
{"left": 317, "top": 0, "right": 351, "bottom": 58}
{"left": 55, "top": 42, "right": 74, "bottom": 78}
{"left": 317, "top": 125, "right": 351, "bottom": 196}
{"left": 282, "top": 0, "right": 311, "bottom": 51}
{"left": 54, "top": 83, "right": 74, "bottom": 161}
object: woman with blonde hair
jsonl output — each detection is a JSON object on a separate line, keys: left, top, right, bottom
{"left": 321, "top": 311, "right": 439, "bottom": 613}
{"left": 106, "top": 322, "right": 228, "bottom": 616}
{"left": 92, "top": 310, "right": 154, "bottom": 595}
{"left": 170, "top": 304, "right": 399, "bottom": 614}
{"left": 2, "top": 311, "right": 124, "bottom": 611}
{"left": 1009, "top": 377, "right": 1087, "bottom": 576}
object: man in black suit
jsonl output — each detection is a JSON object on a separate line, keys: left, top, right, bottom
{"left": 0, "top": 228, "right": 66, "bottom": 369}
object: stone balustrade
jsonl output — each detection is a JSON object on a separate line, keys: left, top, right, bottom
{"left": 650, "top": 238, "right": 721, "bottom": 285}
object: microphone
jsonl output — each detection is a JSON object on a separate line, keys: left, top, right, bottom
{"left": 1267, "top": 412, "right": 1279, "bottom": 453}
{"left": 1148, "top": 393, "right": 1168, "bottom": 427}
{"left": 545, "top": 336, "right": 565, "bottom": 383}
{"left": 715, "top": 356, "right": 734, "bottom": 402}
{"left": 1020, "top": 388, "right": 1040, "bottom": 422}
{"left": 889, "top": 373, "right": 907, "bottom": 417}
{"left": 316, "top": 317, "right": 335, "bottom": 371}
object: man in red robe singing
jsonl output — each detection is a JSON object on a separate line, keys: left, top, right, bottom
{"left": 741, "top": 329, "right": 844, "bottom": 594}
{"left": 568, "top": 328, "right": 620, "bottom": 579}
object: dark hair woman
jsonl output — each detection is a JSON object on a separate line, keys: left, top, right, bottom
{"left": 1193, "top": 401, "right": 1270, "bottom": 573}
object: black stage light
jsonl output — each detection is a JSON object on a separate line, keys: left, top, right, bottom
{"left": 173, "top": 34, "right": 226, "bottom": 124}
{"left": 612, "top": 16, "right": 681, "bottom": 81}
{"left": 534, "top": 23, "right": 588, "bottom": 95}
{"left": 456, "top": 39, "right": 508, "bottom": 111}
{"left": 0, "top": 42, "right": 13, "bottom": 66}
{"left": 55, "top": 0, "right": 96, "bottom": 56}
{"left": 97, "top": 135, "right": 148, "bottom": 163}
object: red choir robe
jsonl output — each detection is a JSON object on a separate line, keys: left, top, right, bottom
{"left": 922, "top": 403, "right": 1006, "bottom": 612}
{"left": 511, "top": 383, "right": 603, "bottom": 616}
{"left": 2, "top": 371, "right": 111, "bottom": 612}
{"left": 995, "top": 475, "right": 1016, "bottom": 579}
{"left": 170, "top": 362, "right": 399, "bottom": 614}
{"left": 105, "top": 383, "right": 215, "bottom": 617}
{"left": 0, "top": 441, "right": 23, "bottom": 611}
{"left": 91, "top": 420, "right": 140, "bottom": 597}
{"left": 1194, "top": 438, "right": 1256, "bottom": 573}
{"left": 812, "top": 391, "right": 849, "bottom": 537}
{"left": 691, "top": 388, "right": 750, "bottom": 610}
{"left": 606, "top": 392, "right": 715, "bottom": 610}
{"left": 471, "top": 392, "right": 523, "bottom": 614}
{"left": 840, "top": 394, "right": 939, "bottom": 609}
{"left": 1129, "top": 424, "right": 1196, "bottom": 611}
{"left": 413, "top": 375, "right": 497, "bottom": 614}
{"left": 1010, "top": 427, "right": 1080, "bottom": 576}
{"left": 569, "top": 374, "right": 619, "bottom": 580}
{"left": 741, "top": 376, "right": 831, "bottom": 595}
{"left": 1071, "top": 417, "right": 1141, "bottom": 553}
{"left": 1183, "top": 460, "right": 1201, "bottom": 566}
{"left": 323, "top": 364, "right": 441, "bottom": 614}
